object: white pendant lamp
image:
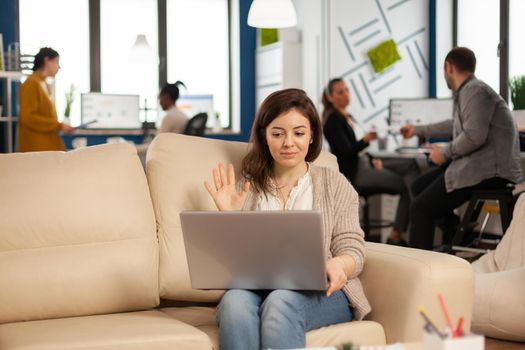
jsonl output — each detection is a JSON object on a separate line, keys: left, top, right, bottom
{"left": 129, "top": 34, "right": 156, "bottom": 63}
{"left": 247, "top": 0, "right": 297, "bottom": 28}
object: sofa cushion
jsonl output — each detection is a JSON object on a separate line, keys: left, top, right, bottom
{"left": 0, "top": 143, "right": 159, "bottom": 323}
{"left": 146, "top": 133, "right": 338, "bottom": 302}
{"left": 0, "top": 310, "right": 212, "bottom": 350}
{"left": 160, "top": 306, "right": 386, "bottom": 349}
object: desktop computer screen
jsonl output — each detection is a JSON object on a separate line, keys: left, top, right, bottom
{"left": 176, "top": 95, "right": 214, "bottom": 128}
{"left": 81, "top": 93, "right": 141, "bottom": 129}
{"left": 389, "top": 98, "right": 454, "bottom": 129}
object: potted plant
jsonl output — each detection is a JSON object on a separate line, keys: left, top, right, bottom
{"left": 63, "top": 83, "right": 76, "bottom": 123}
{"left": 511, "top": 76, "right": 525, "bottom": 152}
{"left": 509, "top": 75, "right": 525, "bottom": 122}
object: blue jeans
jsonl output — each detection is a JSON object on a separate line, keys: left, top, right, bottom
{"left": 216, "top": 289, "right": 353, "bottom": 350}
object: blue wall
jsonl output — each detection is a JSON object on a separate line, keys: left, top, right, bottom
{"left": 428, "top": 0, "right": 436, "bottom": 98}
{"left": 239, "top": 0, "right": 256, "bottom": 141}
{"left": 0, "top": 0, "right": 19, "bottom": 153}
{"left": 209, "top": 0, "right": 256, "bottom": 142}
{"left": 0, "top": 0, "right": 18, "bottom": 46}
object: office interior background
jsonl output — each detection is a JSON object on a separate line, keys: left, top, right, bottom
{"left": 1, "top": 0, "right": 524, "bottom": 153}
{"left": 2, "top": 1, "right": 525, "bottom": 349}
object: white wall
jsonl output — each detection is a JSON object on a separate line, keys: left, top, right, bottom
{"left": 436, "top": 0, "right": 453, "bottom": 98}
{"left": 293, "top": 0, "right": 431, "bottom": 130}
{"left": 293, "top": 0, "right": 326, "bottom": 110}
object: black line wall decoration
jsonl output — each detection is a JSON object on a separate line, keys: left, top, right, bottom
{"left": 330, "top": 0, "right": 429, "bottom": 130}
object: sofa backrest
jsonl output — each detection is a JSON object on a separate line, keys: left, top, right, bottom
{"left": 0, "top": 143, "right": 159, "bottom": 324}
{"left": 146, "top": 133, "right": 339, "bottom": 302}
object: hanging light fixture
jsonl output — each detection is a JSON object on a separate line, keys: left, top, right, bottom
{"left": 129, "top": 34, "right": 157, "bottom": 63}
{"left": 128, "top": 34, "right": 158, "bottom": 122}
{"left": 247, "top": 0, "right": 297, "bottom": 28}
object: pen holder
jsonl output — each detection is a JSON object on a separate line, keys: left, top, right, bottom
{"left": 423, "top": 330, "right": 484, "bottom": 350}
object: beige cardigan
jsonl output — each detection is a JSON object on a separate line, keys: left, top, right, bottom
{"left": 242, "top": 164, "right": 371, "bottom": 320}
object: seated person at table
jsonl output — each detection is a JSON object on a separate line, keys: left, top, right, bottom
{"left": 136, "top": 81, "right": 188, "bottom": 154}
{"left": 323, "top": 78, "right": 419, "bottom": 246}
{"left": 400, "top": 47, "right": 523, "bottom": 250}
{"left": 157, "top": 81, "right": 189, "bottom": 134}
{"left": 205, "top": 88, "right": 369, "bottom": 350}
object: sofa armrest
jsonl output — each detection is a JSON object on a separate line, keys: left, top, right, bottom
{"left": 360, "top": 242, "right": 474, "bottom": 343}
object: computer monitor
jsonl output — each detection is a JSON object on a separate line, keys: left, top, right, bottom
{"left": 176, "top": 95, "right": 214, "bottom": 128}
{"left": 389, "top": 98, "right": 454, "bottom": 129}
{"left": 81, "top": 93, "right": 141, "bottom": 129}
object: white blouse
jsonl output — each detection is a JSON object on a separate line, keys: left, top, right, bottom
{"left": 159, "top": 106, "right": 189, "bottom": 134}
{"left": 256, "top": 165, "right": 313, "bottom": 211}
{"left": 347, "top": 116, "right": 370, "bottom": 157}
{"left": 347, "top": 116, "right": 366, "bottom": 141}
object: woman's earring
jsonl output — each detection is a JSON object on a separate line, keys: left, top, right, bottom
{"left": 309, "top": 139, "right": 313, "bottom": 144}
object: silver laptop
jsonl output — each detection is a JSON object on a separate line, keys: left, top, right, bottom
{"left": 180, "top": 210, "right": 327, "bottom": 291}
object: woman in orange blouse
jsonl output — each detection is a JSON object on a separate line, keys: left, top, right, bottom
{"left": 18, "top": 47, "right": 74, "bottom": 152}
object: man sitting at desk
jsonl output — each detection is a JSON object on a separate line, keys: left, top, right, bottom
{"left": 400, "top": 47, "right": 522, "bottom": 250}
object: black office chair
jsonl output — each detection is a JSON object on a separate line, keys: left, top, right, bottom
{"left": 183, "top": 112, "right": 208, "bottom": 137}
{"left": 450, "top": 185, "right": 516, "bottom": 254}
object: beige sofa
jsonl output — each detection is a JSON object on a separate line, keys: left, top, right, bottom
{"left": 0, "top": 133, "right": 474, "bottom": 349}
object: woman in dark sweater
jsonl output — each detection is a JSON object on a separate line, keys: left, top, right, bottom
{"left": 322, "top": 78, "right": 417, "bottom": 245}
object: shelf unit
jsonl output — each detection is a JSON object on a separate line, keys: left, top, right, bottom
{"left": 256, "top": 42, "right": 302, "bottom": 108}
{"left": 0, "top": 71, "right": 24, "bottom": 153}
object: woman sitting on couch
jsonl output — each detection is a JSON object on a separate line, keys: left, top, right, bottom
{"left": 204, "top": 88, "right": 370, "bottom": 350}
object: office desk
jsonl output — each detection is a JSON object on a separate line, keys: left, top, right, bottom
{"left": 368, "top": 149, "right": 432, "bottom": 173}
{"left": 62, "top": 129, "right": 144, "bottom": 150}
{"left": 368, "top": 149, "right": 429, "bottom": 160}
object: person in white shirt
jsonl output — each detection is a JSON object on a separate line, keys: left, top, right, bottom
{"left": 136, "top": 81, "right": 189, "bottom": 155}
{"left": 158, "top": 81, "right": 189, "bottom": 134}
{"left": 204, "top": 89, "right": 369, "bottom": 350}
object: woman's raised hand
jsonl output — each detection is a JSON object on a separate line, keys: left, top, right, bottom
{"left": 204, "top": 163, "right": 251, "bottom": 211}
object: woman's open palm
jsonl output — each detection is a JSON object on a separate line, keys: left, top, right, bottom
{"left": 204, "top": 163, "right": 250, "bottom": 211}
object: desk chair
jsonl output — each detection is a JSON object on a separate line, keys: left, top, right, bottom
{"left": 183, "top": 113, "right": 208, "bottom": 137}
{"left": 451, "top": 185, "right": 516, "bottom": 254}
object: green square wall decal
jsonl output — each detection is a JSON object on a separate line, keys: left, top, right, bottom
{"left": 260, "top": 29, "right": 278, "bottom": 47}
{"left": 367, "top": 39, "right": 401, "bottom": 73}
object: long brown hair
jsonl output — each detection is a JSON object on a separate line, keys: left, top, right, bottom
{"left": 321, "top": 77, "right": 345, "bottom": 124}
{"left": 242, "top": 88, "right": 322, "bottom": 195}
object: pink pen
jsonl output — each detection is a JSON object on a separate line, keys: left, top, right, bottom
{"left": 438, "top": 293, "right": 456, "bottom": 337}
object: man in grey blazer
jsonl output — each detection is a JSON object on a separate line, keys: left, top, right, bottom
{"left": 401, "top": 47, "right": 523, "bottom": 250}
